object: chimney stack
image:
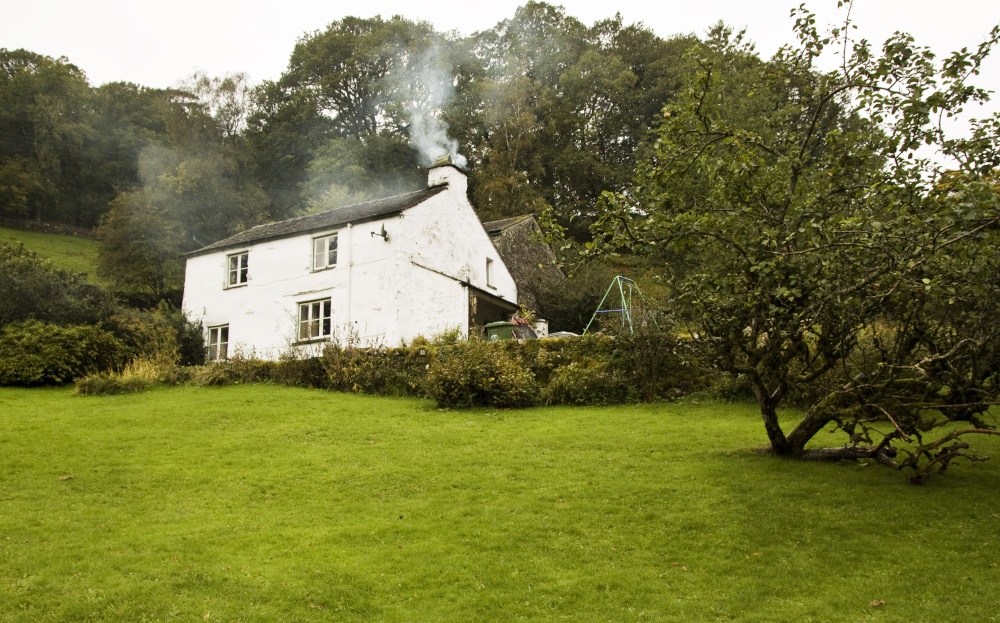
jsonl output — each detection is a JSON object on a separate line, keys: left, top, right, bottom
{"left": 427, "top": 156, "right": 468, "bottom": 196}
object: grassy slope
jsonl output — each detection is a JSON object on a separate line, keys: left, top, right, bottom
{"left": 0, "top": 386, "right": 997, "bottom": 622}
{"left": 0, "top": 226, "right": 101, "bottom": 281}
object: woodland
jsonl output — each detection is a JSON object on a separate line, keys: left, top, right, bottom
{"left": 1, "top": 2, "right": 696, "bottom": 308}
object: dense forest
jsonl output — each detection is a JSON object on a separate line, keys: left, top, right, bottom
{"left": 0, "top": 2, "right": 704, "bottom": 303}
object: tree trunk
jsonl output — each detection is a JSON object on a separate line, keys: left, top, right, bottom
{"left": 758, "top": 401, "right": 792, "bottom": 455}
{"left": 784, "top": 408, "right": 834, "bottom": 455}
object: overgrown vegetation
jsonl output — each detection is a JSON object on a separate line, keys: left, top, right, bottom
{"left": 0, "top": 240, "right": 202, "bottom": 388}
{"left": 0, "top": 320, "right": 123, "bottom": 385}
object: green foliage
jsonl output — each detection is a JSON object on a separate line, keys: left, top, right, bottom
{"left": 0, "top": 242, "right": 113, "bottom": 326}
{"left": 74, "top": 373, "right": 151, "bottom": 396}
{"left": 534, "top": 261, "right": 615, "bottom": 334}
{"left": 189, "top": 356, "right": 280, "bottom": 387}
{"left": 543, "top": 359, "right": 630, "bottom": 405}
{"left": 104, "top": 303, "right": 204, "bottom": 367}
{"left": 171, "top": 329, "right": 703, "bottom": 409}
{"left": 0, "top": 49, "right": 95, "bottom": 225}
{"left": 0, "top": 226, "right": 100, "bottom": 280}
{"left": 96, "top": 191, "right": 185, "bottom": 301}
{"left": 427, "top": 341, "right": 538, "bottom": 408}
{"left": 589, "top": 7, "right": 1000, "bottom": 477}
{"left": 320, "top": 343, "right": 429, "bottom": 396}
{"left": 0, "top": 320, "right": 124, "bottom": 386}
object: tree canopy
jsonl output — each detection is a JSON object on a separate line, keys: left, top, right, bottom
{"left": 587, "top": 7, "right": 1000, "bottom": 481}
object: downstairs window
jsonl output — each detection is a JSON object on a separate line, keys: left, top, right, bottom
{"left": 207, "top": 325, "right": 229, "bottom": 361}
{"left": 298, "top": 299, "right": 332, "bottom": 341}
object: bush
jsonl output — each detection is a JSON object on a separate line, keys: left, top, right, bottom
{"left": 0, "top": 320, "right": 125, "bottom": 386}
{"left": 426, "top": 341, "right": 538, "bottom": 408}
{"left": 75, "top": 373, "right": 151, "bottom": 396}
{"left": 544, "top": 359, "right": 632, "bottom": 405}
{"left": 0, "top": 242, "right": 114, "bottom": 327}
{"left": 189, "top": 356, "right": 279, "bottom": 387}
{"left": 105, "top": 303, "right": 205, "bottom": 368}
{"left": 321, "top": 343, "right": 428, "bottom": 396}
{"left": 156, "top": 328, "right": 709, "bottom": 408}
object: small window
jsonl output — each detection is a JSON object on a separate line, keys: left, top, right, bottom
{"left": 313, "top": 234, "right": 338, "bottom": 270}
{"left": 227, "top": 252, "right": 249, "bottom": 287}
{"left": 298, "top": 299, "right": 332, "bottom": 341}
{"left": 207, "top": 325, "right": 229, "bottom": 361}
{"left": 486, "top": 257, "right": 495, "bottom": 288}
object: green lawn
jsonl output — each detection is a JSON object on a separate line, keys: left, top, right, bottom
{"left": 1, "top": 386, "right": 997, "bottom": 622}
{"left": 0, "top": 226, "right": 101, "bottom": 281}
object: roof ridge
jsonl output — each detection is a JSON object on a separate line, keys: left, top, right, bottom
{"left": 188, "top": 185, "right": 447, "bottom": 256}
{"left": 252, "top": 186, "right": 435, "bottom": 231}
{"left": 483, "top": 214, "right": 534, "bottom": 231}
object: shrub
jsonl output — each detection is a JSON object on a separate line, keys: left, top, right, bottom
{"left": 274, "top": 354, "right": 327, "bottom": 388}
{"left": 189, "top": 355, "right": 279, "bottom": 387}
{"left": 0, "top": 242, "right": 114, "bottom": 327}
{"left": 75, "top": 373, "right": 151, "bottom": 396}
{"left": 105, "top": 303, "right": 204, "bottom": 368}
{"left": 321, "top": 343, "right": 428, "bottom": 396}
{"left": 189, "top": 363, "right": 236, "bottom": 387}
{"left": 544, "top": 359, "right": 633, "bottom": 405}
{"left": 426, "top": 342, "right": 538, "bottom": 408}
{"left": 0, "top": 320, "right": 125, "bottom": 386}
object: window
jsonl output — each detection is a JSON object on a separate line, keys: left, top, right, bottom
{"left": 486, "top": 257, "right": 495, "bottom": 288}
{"left": 298, "top": 299, "right": 332, "bottom": 341}
{"left": 227, "top": 252, "right": 249, "bottom": 287}
{"left": 207, "top": 325, "right": 229, "bottom": 361}
{"left": 313, "top": 234, "right": 338, "bottom": 270}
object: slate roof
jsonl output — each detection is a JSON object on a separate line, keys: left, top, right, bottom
{"left": 481, "top": 214, "right": 565, "bottom": 312}
{"left": 188, "top": 185, "right": 448, "bottom": 257}
{"left": 483, "top": 215, "right": 533, "bottom": 236}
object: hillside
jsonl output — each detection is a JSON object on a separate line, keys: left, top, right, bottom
{"left": 0, "top": 226, "right": 101, "bottom": 282}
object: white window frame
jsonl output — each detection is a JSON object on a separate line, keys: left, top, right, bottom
{"left": 313, "top": 234, "right": 338, "bottom": 271}
{"left": 486, "top": 257, "right": 495, "bottom": 288}
{"left": 227, "top": 251, "right": 249, "bottom": 287}
{"left": 298, "top": 298, "right": 332, "bottom": 341}
{"left": 207, "top": 325, "right": 229, "bottom": 361}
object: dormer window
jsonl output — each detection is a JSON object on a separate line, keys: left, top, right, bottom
{"left": 227, "top": 252, "right": 248, "bottom": 287}
{"left": 313, "top": 234, "right": 338, "bottom": 270}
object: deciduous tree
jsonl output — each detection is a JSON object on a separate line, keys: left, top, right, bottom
{"left": 589, "top": 5, "right": 1000, "bottom": 480}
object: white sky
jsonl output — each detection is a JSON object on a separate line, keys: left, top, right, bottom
{"left": 3, "top": 0, "right": 999, "bottom": 127}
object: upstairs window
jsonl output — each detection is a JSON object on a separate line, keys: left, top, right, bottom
{"left": 313, "top": 234, "right": 338, "bottom": 270}
{"left": 227, "top": 252, "right": 249, "bottom": 287}
{"left": 486, "top": 257, "right": 495, "bottom": 288}
{"left": 207, "top": 325, "right": 229, "bottom": 361}
{"left": 299, "top": 299, "right": 332, "bottom": 341}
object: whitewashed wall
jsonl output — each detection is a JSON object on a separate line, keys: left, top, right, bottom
{"left": 182, "top": 165, "right": 517, "bottom": 359}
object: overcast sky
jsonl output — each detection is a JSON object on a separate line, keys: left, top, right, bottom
{"left": 4, "top": 0, "right": 999, "bottom": 113}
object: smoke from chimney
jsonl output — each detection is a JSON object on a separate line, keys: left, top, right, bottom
{"left": 393, "top": 44, "right": 468, "bottom": 169}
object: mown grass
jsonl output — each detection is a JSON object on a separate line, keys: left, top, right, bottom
{"left": 1, "top": 385, "right": 997, "bottom": 622}
{"left": 0, "top": 226, "right": 101, "bottom": 281}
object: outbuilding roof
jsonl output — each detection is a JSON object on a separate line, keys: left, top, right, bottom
{"left": 187, "top": 185, "right": 448, "bottom": 257}
{"left": 481, "top": 214, "right": 565, "bottom": 312}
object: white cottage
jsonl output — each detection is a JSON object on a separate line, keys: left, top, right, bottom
{"left": 181, "top": 163, "right": 518, "bottom": 360}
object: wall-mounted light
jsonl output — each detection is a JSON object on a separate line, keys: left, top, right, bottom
{"left": 371, "top": 224, "right": 389, "bottom": 242}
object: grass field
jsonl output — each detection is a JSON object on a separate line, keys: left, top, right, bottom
{"left": 0, "top": 226, "right": 101, "bottom": 281}
{"left": 1, "top": 385, "right": 997, "bottom": 622}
